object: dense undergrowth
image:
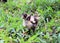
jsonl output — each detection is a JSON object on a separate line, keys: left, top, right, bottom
{"left": 0, "top": 0, "right": 60, "bottom": 43}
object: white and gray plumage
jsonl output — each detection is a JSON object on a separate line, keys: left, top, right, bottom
{"left": 22, "top": 13, "right": 39, "bottom": 34}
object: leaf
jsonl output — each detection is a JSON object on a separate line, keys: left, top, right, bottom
{"left": 57, "top": 33, "right": 60, "bottom": 43}
{"left": 25, "top": 33, "right": 38, "bottom": 43}
{"left": 0, "top": 40, "right": 4, "bottom": 43}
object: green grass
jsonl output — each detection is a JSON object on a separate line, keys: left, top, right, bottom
{"left": 0, "top": 0, "right": 60, "bottom": 43}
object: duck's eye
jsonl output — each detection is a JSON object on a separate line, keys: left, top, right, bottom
{"left": 23, "top": 14, "right": 27, "bottom": 19}
{"left": 26, "top": 15, "right": 31, "bottom": 21}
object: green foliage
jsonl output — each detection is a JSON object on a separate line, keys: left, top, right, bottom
{"left": 0, "top": 0, "right": 60, "bottom": 43}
